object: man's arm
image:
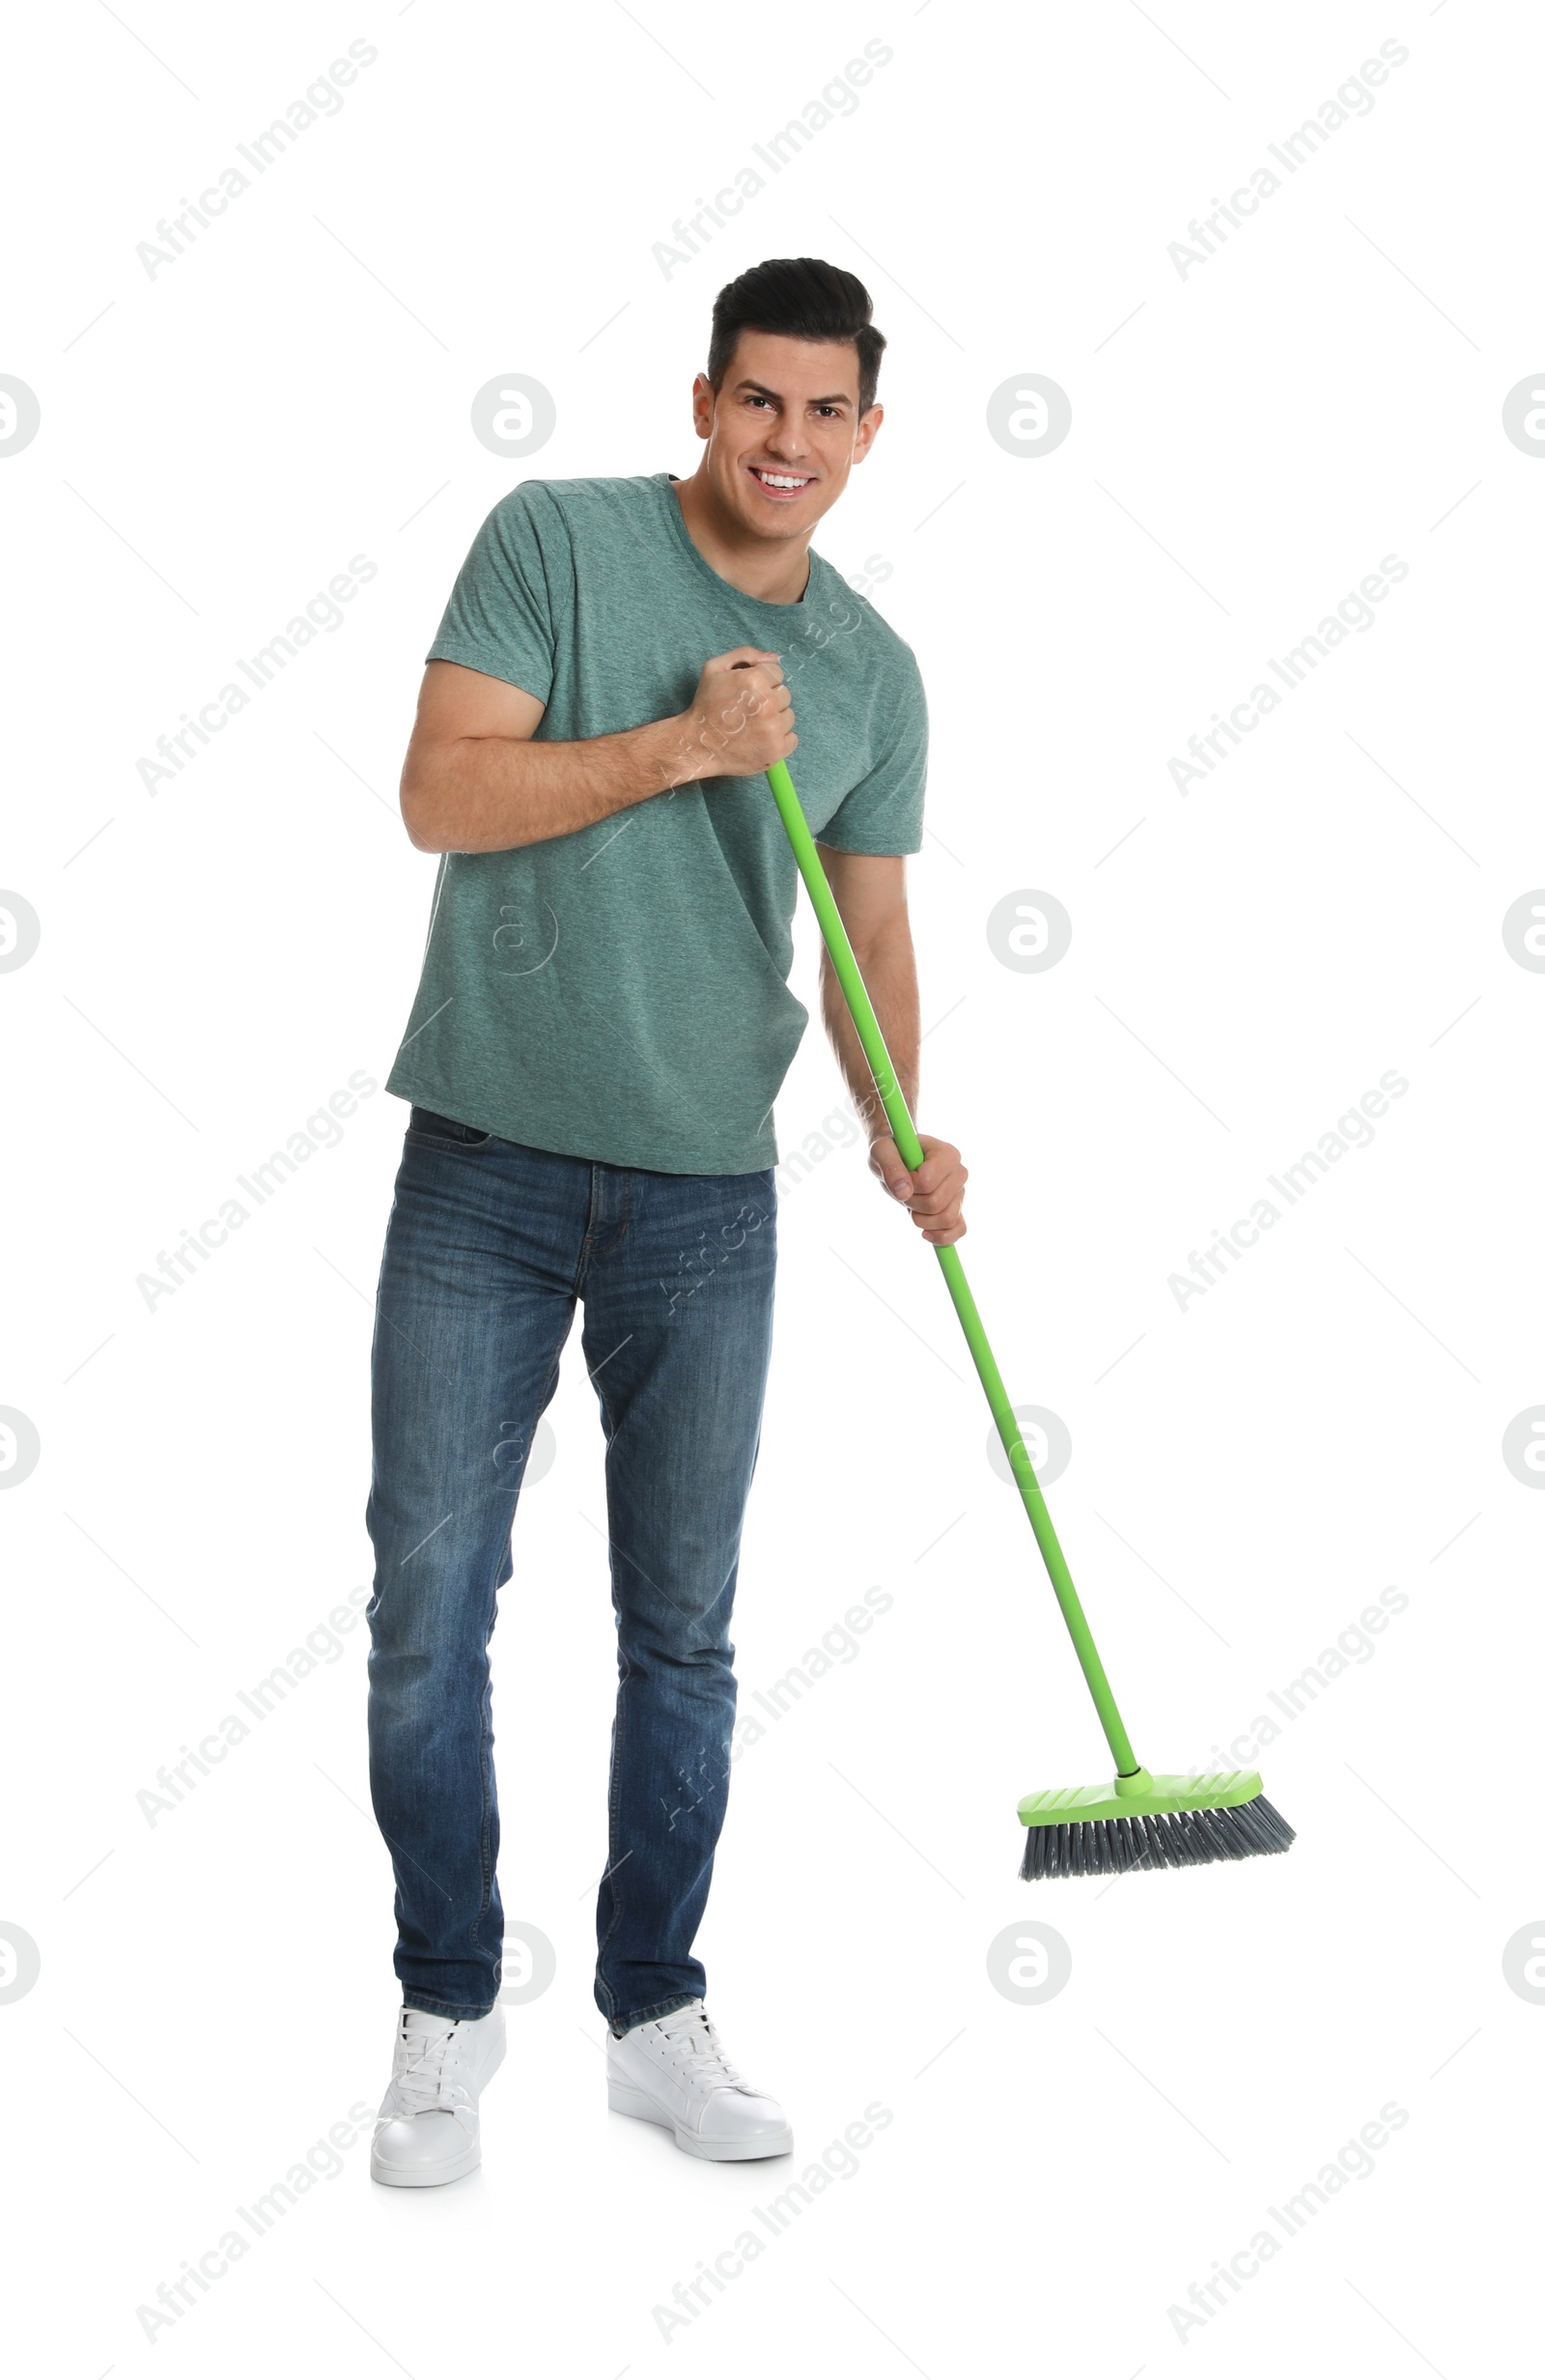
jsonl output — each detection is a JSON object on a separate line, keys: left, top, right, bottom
{"left": 399, "top": 650, "right": 796, "bottom": 854}
{"left": 819, "top": 848, "right": 969, "bottom": 1246}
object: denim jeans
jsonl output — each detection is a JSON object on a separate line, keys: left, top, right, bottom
{"left": 364, "top": 1107, "right": 777, "bottom": 2034}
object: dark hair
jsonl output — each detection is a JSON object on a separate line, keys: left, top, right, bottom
{"left": 707, "top": 257, "right": 885, "bottom": 413}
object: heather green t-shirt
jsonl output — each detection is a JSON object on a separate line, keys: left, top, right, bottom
{"left": 386, "top": 471, "right": 928, "bottom": 1175}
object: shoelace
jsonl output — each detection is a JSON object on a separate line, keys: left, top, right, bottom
{"left": 654, "top": 2007, "right": 753, "bottom": 2093}
{"left": 385, "top": 2018, "right": 473, "bottom": 2123}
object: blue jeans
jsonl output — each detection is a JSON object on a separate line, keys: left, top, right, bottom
{"left": 364, "top": 1107, "right": 778, "bottom": 2035}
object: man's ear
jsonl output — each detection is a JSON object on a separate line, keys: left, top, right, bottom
{"left": 690, "top": 371, "right": 716, "bottom": 441}
{"left": 853, "top": 401, "right": 885, "bottom": 463}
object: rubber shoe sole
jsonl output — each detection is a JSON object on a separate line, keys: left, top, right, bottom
{"left": 371, "top": 2028, "right": 506, "bottom": 2189}
{"left": 606, "top": 2078, "right": 793, "bottom": 2162}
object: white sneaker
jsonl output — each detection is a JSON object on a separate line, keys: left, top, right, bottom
{"left": 370, "top": 2004, "right": 506, "bottom": 2189}
{"left": 606, "top": 1998, "right": 792, "bottom": 2162}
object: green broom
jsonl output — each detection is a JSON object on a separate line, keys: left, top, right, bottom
{"left": 765, "top": 757, "right": 1295, "bottom": 1882}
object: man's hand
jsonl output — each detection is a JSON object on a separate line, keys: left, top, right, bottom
{"left": 677, "top": 646, "right": 797, "bottom": 781}
{"left": 868, "top": 1132, "right": 969, "bottom": 1246}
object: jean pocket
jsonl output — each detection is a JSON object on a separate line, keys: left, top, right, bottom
{"left": 405, "top": 1105, "right": 494, "bottom": 1152}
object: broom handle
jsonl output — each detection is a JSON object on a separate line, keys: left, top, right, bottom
{"left": 765, "top": 758, "right": 1140, "bottom": 1778}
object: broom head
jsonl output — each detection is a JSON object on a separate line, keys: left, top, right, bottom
{"left": 1019, "top": 1765, "right": 1295, "bottom": 1881}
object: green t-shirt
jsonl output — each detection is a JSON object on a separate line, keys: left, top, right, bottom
{"left": 385, "top": 471, "right": 928, "bottom": 1175}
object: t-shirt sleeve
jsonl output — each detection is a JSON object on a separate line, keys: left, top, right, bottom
{"left": 426, "top": 484, "right": 559, "bottom": 703}
{"left": 817, "top": 657, "right": 928, "bottom": 856}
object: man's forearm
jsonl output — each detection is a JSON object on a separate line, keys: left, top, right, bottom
{"left": 819, "top": 917, "right": 920, "bottom": 1142}
{"left": 401, "top": 645, "right": 797, "bottom": 856}
{"left": 402, "top": 711, "right": 702, "bottom": 855}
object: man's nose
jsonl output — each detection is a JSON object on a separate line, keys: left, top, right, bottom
{"left": 764, "top": 415, "right": 810, "bottom": 462}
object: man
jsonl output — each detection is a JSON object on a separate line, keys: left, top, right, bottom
{"left": 365, "top": 257, "right": 968, "bottom": 2188}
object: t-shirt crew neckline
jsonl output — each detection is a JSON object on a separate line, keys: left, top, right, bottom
{"left": 658, "top": 472, "right": 810, "bottom": 611}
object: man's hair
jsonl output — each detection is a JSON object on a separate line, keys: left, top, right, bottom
{"left": 707, "top": 258, "right": 885, "bottom": 413}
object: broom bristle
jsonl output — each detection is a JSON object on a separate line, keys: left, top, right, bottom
{"left": 1020, "top": 1792, "right": 1295, "bottom": 1882}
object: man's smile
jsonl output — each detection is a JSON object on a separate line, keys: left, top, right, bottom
{"left": 747, "top": 465, "right": 816, "bottom": 498}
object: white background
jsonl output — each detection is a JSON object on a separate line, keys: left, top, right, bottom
{"left": 2, "top": 1, "right": 1540, "bottom": 2371}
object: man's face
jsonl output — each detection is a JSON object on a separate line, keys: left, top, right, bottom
{"left": 691, "top": 329, "right": 882, "bottom": 542}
